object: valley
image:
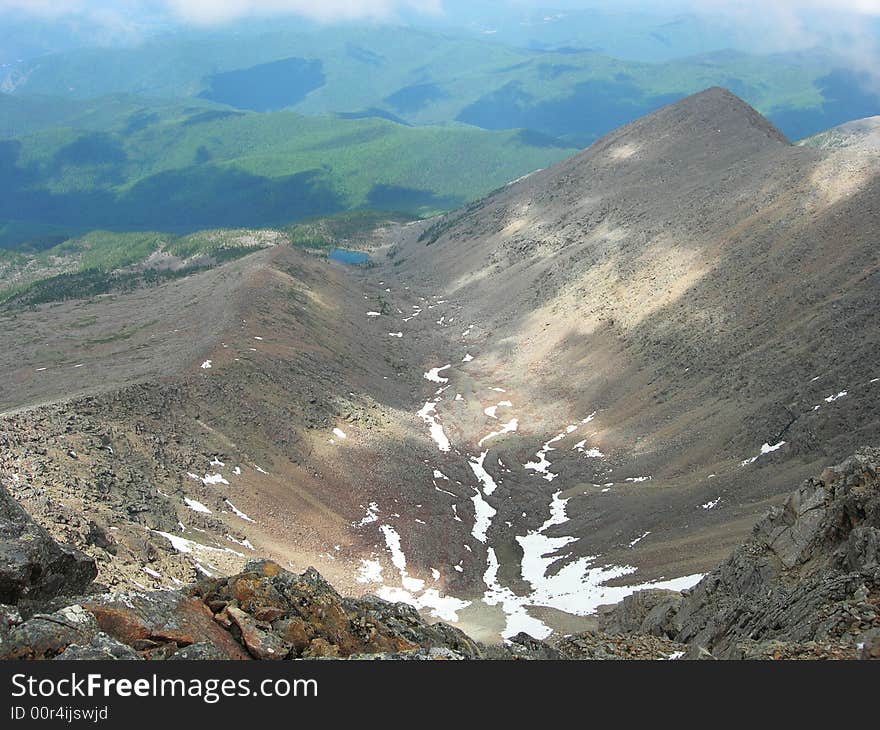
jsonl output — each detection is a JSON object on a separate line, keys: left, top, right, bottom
{"left": 2, "top": 89, "right": 878, "bottom": 647}
{"left": 0, "top": 239, "right": 707, "bottom": 643}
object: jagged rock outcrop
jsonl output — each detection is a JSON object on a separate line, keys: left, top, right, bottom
{"left": 604, "top": 448, "right": 880, "bottom": 659}
{"left": 189, "top": 560, "right": 486, "bottom": 659}
{"left": 598, "top": 589, "right": 685, "bottom": 638}
{"left": 0, "top": 552, "right": 539, "bottom": 660}
{"left": 0, "top": 484, "right": 97, "bottom": 604}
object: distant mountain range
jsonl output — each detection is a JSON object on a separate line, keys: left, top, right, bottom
{"left": 1, "top": 21, "right": 878, "bottom": 250}
{"left": 3, "top": 24, "right": 877, "bottom": 146}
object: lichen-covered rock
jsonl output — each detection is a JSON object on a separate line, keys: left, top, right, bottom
{"left": 345, "top": 594, "right": 485, "bottom": 659}
{"left": 0, "top": 604, "right": 22, "bottom": 641}
{"left": 345, "top": 647, "right": 469, "bottom": 660}
{"left": 0, "top": 604, "right": 99, "bottom": 660}
{"left": 55, "top": 632, "right": 142, "bottom": 661}
{"left": 502, "top": 633, "right": 567, "bottom": 660}
{"left": 224, "top": 604, "right": 291, "bottom": 660}
{"left": 81, "top": 590, "right": 251, "bottom": 660}
{"left": 553, "top": 631, "right": 687, "bottom": 660}
{"left": 167, "top": 642, "right": 238, "bottom": 660}
{"left": 598, "top": 589, "right": 684, "bottom": 638}
{"left": 192, "top": 561, "right": 480, "bottom": 659}
{"left": 0, "top": 484, "right": 97, "bottom": 603}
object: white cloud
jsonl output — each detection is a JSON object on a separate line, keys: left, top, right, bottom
{"left": 3, "top": 1, "right": 880, "bottom": 25}
{"left": 0, "top": 0, "right": 443, "bottom": 24}
{"left": 683, "top": 0, "right": 880, "bottom": 91}
{"left": 734, "top": 0, "right": 880, "bottom": 11}
{"left": 165, "top": 0, "right": 442, "bottom": 24}
{"left": 0, "top": 0, "right": 86, "bottom": 14}
{"left": 0, "top": 0, "right": 878, "bottom": 74}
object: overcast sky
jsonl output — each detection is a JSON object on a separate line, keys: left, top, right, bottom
{"left": 1, "top": 0, "right": 878, "bottom": 71}
{"left": 0, "top": 0, "right": 438, "bottom": 24}
{"left": 2, "top": 1, "right": 880, "bottom": 25}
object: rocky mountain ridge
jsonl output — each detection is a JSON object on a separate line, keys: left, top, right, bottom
{"left": 802, "top": 115, "right": 880, "bottom": 151}
{"left": 384, "top": 86, "right": 880, "bottom": 586}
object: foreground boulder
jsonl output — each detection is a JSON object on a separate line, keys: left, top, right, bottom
{"left": 0, "top": 558, "right": 525, "bottom": 660}
{"left": 81, "top": 590, "right": 252, "bottom": 660}
{"left": 0, "top": 484, "right": 97, "bottom": 604}
{"left": 603, "top": 447, "right": 880, "bottom": 659}
{"left": 191, "top": 560, "right": 485, "bottom": 659}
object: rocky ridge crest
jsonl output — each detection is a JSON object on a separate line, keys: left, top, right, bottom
{"left": 600, "top": 447, "right": 880, "bottom": 659}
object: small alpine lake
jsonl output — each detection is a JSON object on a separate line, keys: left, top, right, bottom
{"left": 329, "top": 248, "right": 369, "bottom": 265}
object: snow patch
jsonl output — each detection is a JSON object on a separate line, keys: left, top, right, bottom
{"left": 741, "top": 440, "right": 787, "bottom": 466}
{"left": 478, "top": 418, "right": 519, "bottom": 447}
{"left": 469, "top": 452, "right": 500, "bottom": 496}
{"left": 483, "top": 400, "right": 512, "bottom": 419}
{"left": 224, "top": 499, "right": 255, "bottom": 523}
{"left": 184, "top": 497, "right": 211, "bottom": 514}
{"left": 573, "top": 440, "right": 605, "bottom": 458}
{"left": 483, "top": 490, "right": 704, "bottom": 639}
{"left": 424, "top": 365, "right": 451, "bottom": 384}
{"left": 418, "top": 401, "right": 451, "bottom": 452}
{"left": 226, "top": 534, "right": 255, "bottom": 550}
{"left": 471, "top": 488, "right": 497, "bottom": 543}
{"left": 354, "top": 502, "right": 380, "bottom": 527}
{"left": 153, "top": 531, "right": 242, "bottom": 557}
{"left": 201, "top": 473, "right": 229, "bottom": 486}
{"left": 524, "top": 428, "right": 573, "bottom": 482}
{"left": 356, "top": 559, "right": 384, "bottom": 584}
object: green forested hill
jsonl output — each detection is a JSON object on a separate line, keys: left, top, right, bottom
{"left": 0, "top": 97, "right": 574, "bottom": 249}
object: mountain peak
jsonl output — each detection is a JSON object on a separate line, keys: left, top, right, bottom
{"left": 588, "top": 86, "right": 789, "bottom": 161}
{"left": 671, "top": 86, "right": 789, "bottom": 143}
